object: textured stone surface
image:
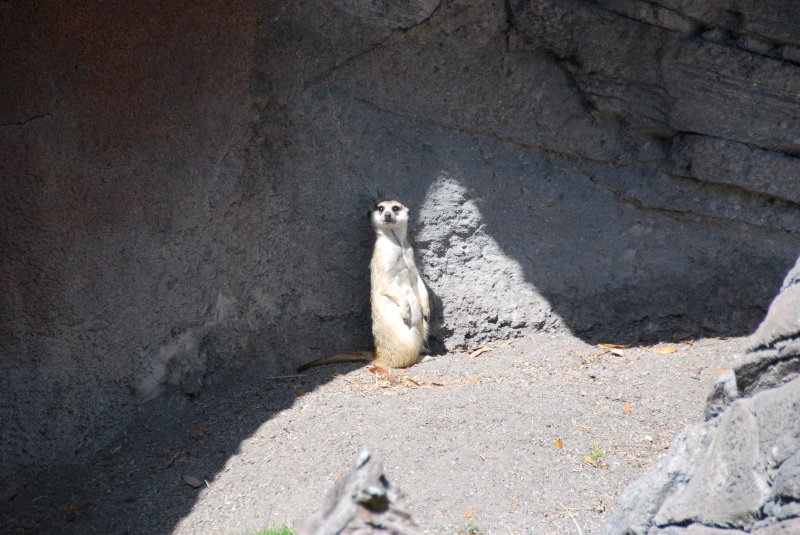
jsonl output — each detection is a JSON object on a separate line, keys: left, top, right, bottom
{"left": 605, "top": 255, "right": 800, "bottom": 533}
{"left": 2, "top": 0, "right": 800, "bottom": 496}
{"left": 299, "top": 450, "right": 420, "bottom": 535}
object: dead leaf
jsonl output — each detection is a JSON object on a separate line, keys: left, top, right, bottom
{"left": 182, "top": 475, "right": 202, "bottom": 488}
{"left": 468, "top": 375, "right": 481, "bottom": 384}
{"left": 597, "top": 343, "right": 627, "bottom": 349}
{"left": 376, "top": 371, "right": 407, "bottom": 387}
{"left": 470, "top": 346, "right": 492, "bottom": 359}
{"left": 555, "top": 438, "right": 564, "bottom": 449}
{"left": 463, "top": 509, "right": 474, "bottom": 519}
{"left": 159, "top": 451, "right": 179, "bottom": 470}
{"left": 404, "top": 377, "right": 421, "bottom": 387}
{"left": 67, "top": 503, "right": 85, "bottom": 514}
{"left": 65, "top": 502, "right": 86, "bottom": 521}
{"left": 189, "top": 426, "right": 205, "bottom": 439}
{"left": 594, "top": 500, "right": 606, "bottom": 512}
{"left": 623, "top": 402, "right": 632, "bottom": 414}
{"left": 368, "top": 365, "right": 391, "bottom": 378}
{"left": 583, "top": 455, "right": 597, "bottom": 467}
{"left": 297, "top": 388, "right": 306, "bottom": 397}
{"left": 508, "top": 496, "right": 518, "bottom": 506}
{"left": 652, "top": 346, "right": 677, "bottom": 354}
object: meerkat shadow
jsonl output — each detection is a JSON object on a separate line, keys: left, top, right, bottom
{"left": 423, "top": 286, "right": 449, "bottom": 356}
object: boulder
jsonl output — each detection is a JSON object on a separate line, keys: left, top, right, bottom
{"left": 299, "top": 450, "right": 420, "bottom": 535}
{"left": 605, "top": 255, "right": 800, "bottom": 533}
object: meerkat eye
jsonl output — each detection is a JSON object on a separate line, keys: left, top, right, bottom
{"left": 392, "top": 205, "right": 400, "bottom": 213}
{"left": 377, "top": 205, "right": 384, "bottom": 213}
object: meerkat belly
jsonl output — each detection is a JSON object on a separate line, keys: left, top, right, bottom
{"left": 371, "top": 277, "right": 425, "bottom": 368}
{"left": 397, "top": 267, "right": 423, "bottom": 328}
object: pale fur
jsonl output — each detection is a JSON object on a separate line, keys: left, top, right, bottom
{"left": 370, "top": 200, "right": 430, "bottom": 367}
{"left": 297, "top": 200, "right": 429, "bottom": 372}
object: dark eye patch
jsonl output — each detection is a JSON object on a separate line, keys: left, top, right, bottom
{"left": 391, "top": 205, "right": 400, "bottom": 213}
{"left": 377, "top": 205, "right": 385, "bottom": 213}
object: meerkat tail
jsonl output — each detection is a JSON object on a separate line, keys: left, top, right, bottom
{"left": 296, "top": 351, "right": 373, "bottom": 372}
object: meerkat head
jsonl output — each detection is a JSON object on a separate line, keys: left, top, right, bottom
{"left": 371, "top": 200, "right": 410, "bottom": 231}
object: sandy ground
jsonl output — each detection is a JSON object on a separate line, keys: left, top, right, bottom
{"left": 2, "top": 332, "right": 748, "bottom": 535}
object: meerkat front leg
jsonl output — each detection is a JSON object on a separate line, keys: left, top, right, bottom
{"left": 416, "top": 273, "right": 430, "bottom": 320}
{"left": 405, "top": 285, "right": 422, "bottom": 328}
{"left": 381, "top": 286, "right": 412, "bottom": 327}
{"left": 417, "top": 273, "right": 430, "bottom": 338}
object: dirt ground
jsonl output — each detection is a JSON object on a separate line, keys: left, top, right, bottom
{"left": 2, "top": 332, "right": 748, "bottom": 535}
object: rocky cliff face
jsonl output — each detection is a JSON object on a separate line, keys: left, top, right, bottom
{"left": 2, "top": 0, "right": 799, "bottom": 492}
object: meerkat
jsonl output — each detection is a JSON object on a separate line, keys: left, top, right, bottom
{"left": 297, "top": 200, "right": 430, "bottom": 372}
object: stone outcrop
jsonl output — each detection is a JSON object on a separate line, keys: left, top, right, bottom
{"left": 605, "top": 255, "right": 800, "bottom": 534}
{"left": 299, "top": 450, "right": 420, "bottom": 535}
{"left": 2, "top": 0, "right": 799, "bottom": 494}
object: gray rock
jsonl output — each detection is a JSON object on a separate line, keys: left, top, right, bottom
{"left": 772, "top": 451, "right": 800, "bottom": 501}
{"left": 670, "top": 135, "right": 800, "bottom": 205}
{"left": 605, "top": 255, "right": 800, "bottom": 533}
{"left": 703, "top": 370, "right": 737, "bottom": 420}
{"left": 2, "top": 0, "right": 800, "bottom": 498}
{"left": 299, "top": 450, "right": 420, "bottom": 535}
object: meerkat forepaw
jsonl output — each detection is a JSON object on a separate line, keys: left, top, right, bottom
{"left": 409, "top": 307, "right": 422, "bottom": 329}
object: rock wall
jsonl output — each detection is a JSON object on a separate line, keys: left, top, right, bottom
{"left": 605, "top": 254, "right": 800, "bottom": 534}
{"left": 2, "top": 0, "right": 799, "bottom": 491}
